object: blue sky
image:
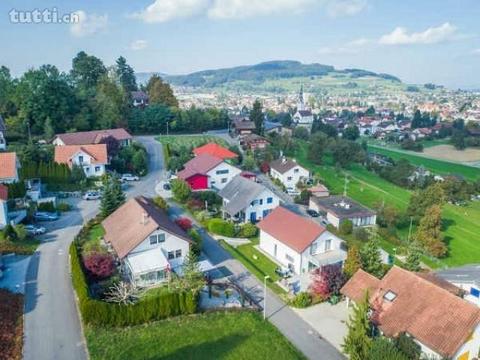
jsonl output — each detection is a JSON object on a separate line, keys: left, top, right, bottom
{"left": 0, "top": 0, "right": 479, "bottom": 88}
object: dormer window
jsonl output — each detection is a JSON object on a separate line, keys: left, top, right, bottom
{"left": 384, "top": 290, "right": 397, "bottom": 302}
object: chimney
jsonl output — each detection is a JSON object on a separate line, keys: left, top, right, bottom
{"left": 141, "top": 211, "right": 149, "bottom": 225}
{"left": 282, "top": 157, "right": 287, "bottom": 164}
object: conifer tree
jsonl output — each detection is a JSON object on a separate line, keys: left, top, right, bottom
{"left": 342, "top": 291, "right": 372, "bottom": 360}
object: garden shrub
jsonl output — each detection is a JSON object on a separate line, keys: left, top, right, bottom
{"left": 207, "top": 219, "right": 235, "bottom": 237}
{"left": 188, "top": 229, "right": 202, "bottom": 255}
{"left": 238, "top": 223, "right": 258, "bottom": 238}
{"left": 83, "top": 252, "right": 115, "bottom": 279}
{"left": 290, "top": 292, "right": 312, "bottom": 308}
{"left": 152, "top": 196, "right": 169, "bottom": 211}
{"left": 339, "top": 219, "right": 353, "bottom": 235}
{"left": 353, "top": 227, "right": 369, "bottom": 242}
{"left": 57, "top": 202, "right": 72, "bottom": 212}
{"left": 37, "top": 201, "right": 56, "bottom": 212}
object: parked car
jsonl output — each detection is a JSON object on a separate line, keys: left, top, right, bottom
{"left": 121, "top": 173, "right": 139, "bottom": 181}
{"left": 83, "top": 191, "right": 101, "bottom": 200}
{"left": 275, "top": 266, "right": 292, "bottom": 278}
{"left": 25, "top": 224, "right": 46, "bottom": 236}
{"left": 286, "top": 187, "right": 300, "bottom": 196}
{"left": 163, "top": 183, "right": 171, "bottom": 191}
{"left": 306, "top": 209, "right": 319, "bottom": 217}
{"left": 34, "top": 212, "right": 59, "bottom": 222}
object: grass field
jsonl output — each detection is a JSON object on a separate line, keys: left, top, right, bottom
{"left": 368, "top": 145, "right": 480, "bottom": 181}
{"left": 295, "top": 142, "right": 480, "bottom": 268}
{"left": 85, "top": 312, "right": 305, "bottom": 360}
{"left": 157, "top": 134, "right": 229, "bottom": 152}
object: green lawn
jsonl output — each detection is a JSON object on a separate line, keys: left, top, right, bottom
{"left": 0, "top": 232, "right": 40, "bottom": 255}
{"left": 368, "top": 145, "right": 480, "bottom": 181}
{"left": 295, "top": 142, "right": 480, "bottom": 268}
{"left": 85, "top": 311, "right": 305, "bottom": 360}
{"left": 157, "top": 134, "right": 229, "bottom": 152}
{"left": 219, "top": 239, "right": 285, "bottom": 295}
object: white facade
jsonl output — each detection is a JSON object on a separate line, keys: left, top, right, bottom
{"left": 270, "top": 163, "right": 309, "bottom": 189}
{"left": 70, "top": 151, "right": 106, "bottom": 178}
{"left": 0, "top": 131, "right": 6, "bottom": 150}
{"left": 207, "top": 163, "right": 241, "bottom": 190}
{"left": 123, "top": 228, "right": 190, "bottom": 287}
{"left": 0, "top": 199, "right": 8, "bottom": 228}
{"left": 223, "top": 188, "right": 280, "bottom": 223}
{"left": 309, "top": 200, "right": 376, "bottom": 229}
{"left": 259, "top": 229, "right": 346, "bottom": 274}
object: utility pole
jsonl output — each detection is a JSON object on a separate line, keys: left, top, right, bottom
{"left": 263, "top": 275, "right": 270, "bottom": 320}
{"left": 407, "top": 217, "right": 413, "bottom": 242}
{"left": 166, "top": 121, "right": 169, "bottom": 136}
{"left": 343, "top": 175, "right": 349, "bottom": 197}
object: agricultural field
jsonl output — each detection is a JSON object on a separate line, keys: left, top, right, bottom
{"left": 85, "top": 312, "right": 305, "bottom": 360}
{"left": 295, "top": 142, "right": 480, "bottom": 268}
{"left": 156, "top": 134, "right": 229, "bottom": 152}
{"left": 368, "top": 145, "right": 480, "bottom": 181}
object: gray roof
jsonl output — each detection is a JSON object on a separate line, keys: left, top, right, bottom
{"left": 270, "top": 158, "right": 300, "bottom": 174}
{"left": 218, "top": 175, "right": 267, "bottom": 215}
{"left": 264, "top": 121, "right": 282, "bottom": 131}
{"left": 311, "top": 195, "right": 376, "bottom": 219}
{"left": 0, "top": 115, "right": 5, "bottom": 132}
{"left": 437, "top": 265, "right": 480, "bottom": 287}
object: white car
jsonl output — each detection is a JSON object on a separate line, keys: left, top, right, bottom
{"left": 121, "top": 173, "right": 139, "bottom": 182}
{"left": 83, "top": 191, "right": 101, "bottom": 200}
{"left": 25, "top": 224, "right": 46, "bottom": 235}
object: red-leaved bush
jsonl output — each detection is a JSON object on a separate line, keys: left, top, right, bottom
{"left": 175, "top": 217, "right": 193, "bottom": 231}
{"left": 309, "top": 264, "right": 346, "bottom": 298}
{"left": 83, "top": 252, "right": 115, "bottom": 279}
{"left": 187, "top": 198, "right": 204, "bottom": 210}
{"left": 260, "top": 162, "right": 270, "bottom": 174}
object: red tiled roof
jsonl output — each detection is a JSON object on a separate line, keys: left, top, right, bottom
{"left": 257, "top": 207, "right": 326, "bottom": 253}
{"left": 0, "top": 152, "right": 17, "bottom": 179}
{"left": 193, "top": 143, "right": 237, "bottom": 160}
{"left": 340, "top": 269, "right": 380, "bottom": 301}
{"left": 0, "top": 184, "right": 8, "bottom": 201}
{"left": 341, "top": 266, "right": 480, "bottom": 358}
{"left": 54, "top": 144, "right": 108, "bottom": 167}
{"left": 177, "top": 154, "right": 224, "bottom": 180}
{"left": 55, "top": 128, "right": 132, "bottom": 145}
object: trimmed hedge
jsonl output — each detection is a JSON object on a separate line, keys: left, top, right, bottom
{"left": 70, "top": 242, "right": 198, "bottom": 327}
{"left": 208, "top": 219, "right": 236, "bottom": 237}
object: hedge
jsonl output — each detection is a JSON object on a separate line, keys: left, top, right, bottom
{"left": 207, "top": 219, "right": 236, "bottom": 237}
{"left": 69, "top": 243, "right": 198, "bottom": 327}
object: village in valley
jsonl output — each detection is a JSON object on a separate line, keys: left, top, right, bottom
{"left": 2, "top": 2, "right": 480, "bottom": 360}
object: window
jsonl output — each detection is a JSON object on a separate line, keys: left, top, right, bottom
{"left": 95, "top": 166, "right": 101, "bottom": 172}
{"left": 216, "top": 169, "right": 229, "bottom": 175}
{"left": 310, "top": 242, "right": 318, "bottom": 255}
{"left": 221, "top": 178, "right": 228, "bottom": 183}
{"left": 149, "top": 233, "right": 165, "bottom": 245}
{"left": 167, "top": 251, "right": 175, "bottom": 260}
{"left": 294, "top": 168, "right": 299, "bottom": 173}
{"left": 79, "top": 155, "right": 84, "bottom": 163}
{"left": 251, "top": 199, "right": 258, "bottom": 206}
{"left": 383, "top": 290, "right": 397, "bottom": 302}
{"left": 259, "top": 199, "right": 263, "bottom": 205}
{"left": 285, "top": 254, "right": 294, "bottom": 262}
{"left": 287, "top": 176, "right": 292, "bottom": 181}
{"left": 267, "top": 197, "right": 273, "bottom": 204}
{"left": 325, "top": 239, "right": 332, "bottom": 251}
{"left": 175, "top": 249, "right": 182, "bottom": 258}
{"left": 149, "top": 235, "right": 157, "bottom": 245}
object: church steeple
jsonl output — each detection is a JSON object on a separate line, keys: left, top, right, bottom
{"left": 298, "top": 85, "right": 305, "bottom": 111}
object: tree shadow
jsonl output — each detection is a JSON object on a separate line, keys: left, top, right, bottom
{"left": 441, "top": 218, "right": 456, "bottom": 231}
{"left": 147, "top": 334, "right": 248, "bottom": 360}
{"left": 24, "top": 252, "right": 41, "bottom": 313}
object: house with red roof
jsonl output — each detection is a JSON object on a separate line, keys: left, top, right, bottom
{"left": 54, "top": 144, "right": 108, "bottom": 178}
{"left": 52, "top": 128, "right": 132, "bottom": 147}
{"left": 193, "top": 143, "right": 238, "bottom": 160}
{"left": 0, "top": 152, "right": 20, "bottom": 184}
{"left": 258, "top": 206, "right": 346, "bottom": 275}
{"left": 177, "top": 154, "right": 241, "bottom": 191}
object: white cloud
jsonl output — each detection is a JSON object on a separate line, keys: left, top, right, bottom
{"left": 379, "top": 22, "right": 457, "bottom": 45}
{"left": 70, "top": 10, "right": 108, "bottom": 37}
{"left": 326, "top": 0, "right": 367, "bottom": 18}
{"left": 130, "top": 0, "right": 209, "bottom": 23}
{"left": 318, "top": 37, "right": 371, "bottom": 55}
{"left": 130, "top": 40, "right": 148, "bottom": 51}
{"left": 207, "top": 0, "right": 315, "bottom": 20}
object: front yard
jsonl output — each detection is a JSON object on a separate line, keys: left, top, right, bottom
{"left": 0, "top": 231, "right": 40, "bottom": 255}
{"left": 85, "top": 311, "right": 305, "bottom": 360}
{"left": 0, "top": 289, "right": 24, "bottom": 360}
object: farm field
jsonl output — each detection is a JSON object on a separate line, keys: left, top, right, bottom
{"left": 156, "top": 134, "right": 229, "bottom": 152}
{"left": 85, "top": 311, "right": 305, "bottom": 360}
{"left": 295, "top": 142, "right": 480, "bottom": 268}
{"left": 368, "top": 145, "right": 480, "bottom": 181}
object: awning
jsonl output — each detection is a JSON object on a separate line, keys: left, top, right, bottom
{"left": 126, "top": 247, "right": 169, "bottom": 275}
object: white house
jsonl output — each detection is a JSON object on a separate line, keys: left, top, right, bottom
{"left": 0, "top": 115, "right": 6, "bottom": 150}
{"left": 269, "top": 157, "right": 309, "bottom": 189}
{"left": 177, "top": 154, "right": 241, "bottom": 191}
{"left": 0, "top": 152, "right": 20, "bottom": 184}
{"left": 54, "top": 144, "right": 108, "bottom": 178}
{"left": 219, "top": 175, "right": 280, "bottom": 223}
{"left": 258, "top": 207, "right": 346, "bottom": 274}
{"left": 309, "top": 195, "right": 376, "bottom": 228}
{"left": 102, "top": 197, "right": 191, "bottom": 287}
{"left": 437, "top": 265, "right": 480, "bottom": 307}
{"left": 342, "top": 267, "right": 480, "bottom": 360}
{"left": 293, "top": 86, "right": 314, "bottom": 131}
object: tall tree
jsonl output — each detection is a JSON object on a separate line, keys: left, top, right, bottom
{"left": 250, "top": 99, "right": 264, "bottom": 135}
{"left": 71, "top": 51, "right": 107, "bottom": 91}
{"left": 360, "top": 236, "right": 384, "bottom": 278}
{"left": 100, "top": 176, "right": 125, "bottom": 218}
{"left": 344, "top": 245, "right": 362, "bottom": 278}
{"left": 307, "top": 132, "right": 329, "bottom": 164}
{"left": 94, "top": 76, "right": 128, "bottom": 129}
{"left": 342, "top": 292, "right": 372, "bottom": 360}
{"left": 0, "top": 66, "right": 16, "bottom": 117}
{"left": 115, "top": 56, "right": 137, "bottom": 92}
{"left": 415, "top": 205, "right": 446, "bottom": 257}
{"left": 407, "top": 183, "right": 446, "bottom": 222}
{"left": 403, "top": 241, "right": 422, "bottom": 272}
{"left": 146, "top": 74, "right": 178, "bottom": 107}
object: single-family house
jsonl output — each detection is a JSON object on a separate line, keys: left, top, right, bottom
{"left": 0, "top": 115, "right": 6, "bottom": 150}
{"left": 341, "top": 267, "right": 480, "bottom": 360}
{"left": 54, "top": 144, "right": 108, "bottom": 178}
{"left": 53, "top": 128, "right": 132, "bottom": 148}
{"left": 270, "top": 157, "right": 309, "bottom": 189}
{"left": 131, "top": 91, "right": 149, "bottom": 107}
{"left": 219, "top": 175, "right": 280, "bottom": 223}
{"left": 309, "top": 195, "right": 376, "bottom": 228}
{"left": 437, "top": 265, "right": 480, "bottom": 306}
{"left": 232, "top": 117, "right": 255, "bottom": 136}
{"left": 177, "top": 154, "right": 241, "bottom": 191}
{"left": 102, "top": 196, "right": 191, "bottom": 287}
{"left": 240, "top": 134, "right": 269, "bottom": 151}
{"left": 0, "top": 152, "right": 20, "bottom": 184}
{"left": 193, "top": 143, "right": 238, "bottom": 160}
{"left": 258, "top": 207, "right": 346, "bottom": 274}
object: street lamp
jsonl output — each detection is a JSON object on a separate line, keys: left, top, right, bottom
{"left": 263, "top": 275, "right": 270, "bottom": 320}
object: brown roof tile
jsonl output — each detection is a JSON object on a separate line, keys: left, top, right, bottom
{"left": 257, "top": 206, "right": 326, "bottom": 253}
{"left": 55, "top": 128, "right": 132, "bottom": 145}
{"left": 177, "top": 154, "right": 224, "bottom": 180}
{"left": 0, "top": 152, "right": 18, "bottom": 180}
{"left": 54, "top": 144, "right": 108, "bottom": 167}
{"left": 102, "top": 197, "right": 191, "bottom": 259}
{"left": 270, "top": 158, "right": 305, "bottom": 174}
